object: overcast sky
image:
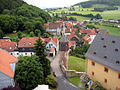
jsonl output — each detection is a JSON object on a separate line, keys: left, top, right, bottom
{"left": 23, "top": 0, "right": 89, "bottom": 9}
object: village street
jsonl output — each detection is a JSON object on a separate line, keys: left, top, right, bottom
{"left": 50, "top": 53, "right": 81, "bottom": 90}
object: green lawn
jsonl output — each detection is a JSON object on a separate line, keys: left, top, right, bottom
{"left": 67, "top": 16, "right": 90, "bottom": 21}
{"left": 68, "top": 56, "right": 85, "bottom": 72}
{"left": 68, "top": 77, "right": 86, "bottom": 90}
{"left": 94, "top": 24, "right": 120, "bottom": 36}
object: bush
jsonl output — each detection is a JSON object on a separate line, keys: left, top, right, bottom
{"left": 80, "top": 74, "right": 90, "bottom": 87}
{"left": 92, "top": 81, "right": 106, "bottom": 90}
{"left": 45, "top": 75, "right": 57, "bottom": 88}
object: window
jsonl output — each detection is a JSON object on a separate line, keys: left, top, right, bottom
{"left": 25, "top": 53, "right": 27, "bottom": 55}
{"left": 91, "top": 61, "right": 95, "bottom": 66}
{"left": 112, "top": 41, "right": 115, "bottom": 43}
{"left": 103, "top": 45, "right": 106, "bottom": 48}
{"left": 92, "top": 72, "right": 94, "bottom": 76}
{"left": 104, "top": 67, "right": 108, "bottom": 72}
{"left": 17, "top": 53, "right": 19, "bottom": 55}
{"left": 29, "top": 42, "right": 32, "bottom": 45}
{"left": 104, "top": 78, "right": 107, "bottom": 83}
{"left": 116, "top": 61, "right": 120, "bottom": 64}
{"left": 24, "top": 42, "right": 26, "bottom": 45}
{"left": 101, "top": 38, "right": 104, "bottom": 40}
{"left": 9, "top": 47, "right": 12, "bottom": 50}
{"left": 11, "top": 53, "right": 13, "bottom": 55}
{"left": 118, "top": 73, "right": 120, "bottom": 79}
{"left": 93, "top": 52, "right": 96, "bottom": 55}
{"left": 31, "top": 53, "right": 32, "bottom": 55}
{"left": 104, "top": 56, "right": 107, "bottom": 59}
{"left": 115, "top": 49, "right": 118, "bottom": 52}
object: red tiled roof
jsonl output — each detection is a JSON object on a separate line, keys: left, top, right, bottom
{"left": 65, "top": 29, "right": 71, "bottom": 33}
{"left": 0, "top": 42, "right": 17, "bottom": 52}
{"left": 50, "top": 48, "right": 55, "bottom": 53}
{"left": 45, "top": 23, "right": 62, "bottom": 29}
{"left": 67, "top": 34, "right": 79, "bottom": 40}
{"left": 48, "top": 31, "right": 57, "bottom": 33}
{"left": 18, "top": 37, "right": 38, "bottom": 48}
{"left": 0, "top": 39, "right": 11, "bottom": 44}
{"left": 0, "top": 49, "right": 18, "bottom": 77}
{"left": 45, "top": 37, "right": 58, "bottom": 46}
{"left": 83, "top": 35, "right": 90, "bottom": 40}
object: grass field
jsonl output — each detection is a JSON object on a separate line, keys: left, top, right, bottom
{"left": 94, "top": 24, "right": 120, "bottom": 36}
{"left": 67, "top": 16, "right": 90, "bottom": 21}
{"left": 103, "top": 10, "right": 120, "bottom": 20}
{"left": 68, "top": 56, "right": 85, "bottom": 72}
{"left": 68, "top": 77, "right": 86, "bottom": 90}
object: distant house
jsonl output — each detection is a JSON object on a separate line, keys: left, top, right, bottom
{"left": 118, "top": 24, "right": 120, "bottom": 28}
{"left": 0, "top": 49, "right": 18, "bottom": 89}
{"left": 67, "top": 34, "right": 79, "bottom": 46}
{"left": 83, "top": 35, "right": 92, "bottom": 44}
{"left": 64, "top": 29, "right": 71, "bottom": 36}
{"left": 49, "top": 48, "right": 55, "bottom": 57}
{"left": 85, "top": 33, "right": 120, "bottom": 90}
{"left": 0, "top": 39, "right": 18, "bottom": 58}
{"left": 45, "top": 37, "right": 59, "bottom": 52}
{"left": 45, "top": 22, "right": 62, "bottom": 36}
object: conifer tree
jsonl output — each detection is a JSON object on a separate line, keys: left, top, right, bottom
{"left": 34, "top": 37, "right": 51, "bottom": 79}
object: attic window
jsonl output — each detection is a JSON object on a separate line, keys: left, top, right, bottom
{"left": 9, "top": 47, "right": 12, "bottom": 50}
{"left": 116, "top": 61, "right": 120, "bottom": 64}
{"left": 93, "top": 52, "right": 96, "bottom": 54}
{"left": 112, "top": 41, "right": 115, "bottom": 43}
{"left": 29, "top": 42, "right": 32, "bottom": 45}
{"left": 115, "top": 49, "right": 118, "bottom": 52}
{"left": 103, "top": 45, "right": 106, "bottom": 48}
{"left": 104, "top": 56, "right": 107, "bottom": 59}
{"left": 101, "top": 38, "right": 104, "bottom": 40}
{"left": 24, "top": 42, "right": 26, "bottom": 45}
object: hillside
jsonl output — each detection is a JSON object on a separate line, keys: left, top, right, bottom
{"left": 74, "top": 0, "right": 120, "bottom": 8}
{"left": 0, "top": 0, "right": 53, "bottom": 38}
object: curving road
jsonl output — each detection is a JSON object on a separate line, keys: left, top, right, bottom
{"left": 51, "top": 53, "right": 80, "bottom": 90}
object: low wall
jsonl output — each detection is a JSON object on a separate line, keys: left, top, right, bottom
{"left": 60, "top": 64, "right": 86, "bottom": 78}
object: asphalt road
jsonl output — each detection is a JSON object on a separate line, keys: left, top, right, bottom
{"left": 50, "top": 53, "right": 81, "bottom": 90}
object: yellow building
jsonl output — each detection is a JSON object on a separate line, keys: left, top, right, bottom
{"left": 85, "top": 33, "right": 120, "bottom": 90}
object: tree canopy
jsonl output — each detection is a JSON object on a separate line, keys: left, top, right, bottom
{"left": 15, "top": 56, "right": 44, "bottom": 90}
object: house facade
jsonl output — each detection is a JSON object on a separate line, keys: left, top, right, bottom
{"left": 85, "top": 33, "right": 120, "bottom": 90}
{"left": 45, "top": 23, "right": 62, "bottom": 36}
{"left": 0, "top": 49, "right": 18, "bottom": 89}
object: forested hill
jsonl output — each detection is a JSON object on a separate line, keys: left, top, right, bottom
{"left": 0, "top": 0, "right": 53, "bottom": 38}
{"left": 74, "top": 0, "right": 120, "bottom": 8}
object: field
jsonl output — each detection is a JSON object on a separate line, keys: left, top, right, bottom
{"left": 48, "top": 6, "right": 120, "bottom": 21}
{"left": 94, "top": 24, "right": 120, "bottom": 36}
{"left": 68, "top": 56, "right": 85, "bottom": 72}
{"left": 102, "top": 10, "right": 120, "bottom": 20}
{"left": 67, "top": 16, "right": 90, "bottom": 21}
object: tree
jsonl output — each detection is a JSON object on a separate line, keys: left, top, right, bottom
{"left": 24, "top": 21, "right": 34, "bottom": 33}
{"left": 35, "top": 29, "right": 41, "bottom": 36}
{"left": 30, "top": 31, "right": 35, "bottom": 37}
{"left": 17, "top": 31, "right": 22, "bottom": 39}
{"left": 15, "top": 56, "right": 44, "bottom": 90}
{"left": 34, "top": 37, "right": 51, "bottom": 79}
{"left": 0, "top": 28, "right": 4, "bottom": 38}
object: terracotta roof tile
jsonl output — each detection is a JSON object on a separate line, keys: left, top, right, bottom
{"left": 0, "top": 42, "right": 17, "bottom": 52}
{"left": 50, "top": 48, "right": 55, "bottom": 53}
{"left": 67, "top": 34, "right": 79, "bottom": 40}
{"left": 0, "top": 49, "right": 18, "bottom": 77}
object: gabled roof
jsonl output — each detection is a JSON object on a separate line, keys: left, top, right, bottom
{"left": 83, "top": 35, "right": 90, "bottom": 40}
{"left": 0, "top": 42, "right": 17, "bottom": 52}
{"left": 67, "top": 34, "right": 79, "bottom": 40}
{"left": 45, "top": 37, "right": 58, "bottom": 46}
{"left": 85, "top": 33, "right": 120, "bottom": 73}
{"left": 18, "top": 37, "right": 38, "bottom": 48}
{"left": 45, "top": 23, "right": 61, "bottom": 29}
{"left": 0, "top": 49, "right": 18, "bottom": 77}
{"left": 0, "top": 39, "right": 11, "bottom": 44}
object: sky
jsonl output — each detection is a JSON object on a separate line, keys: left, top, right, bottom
{"left": 23, "top": 0, "right": 89, "bottom": 9}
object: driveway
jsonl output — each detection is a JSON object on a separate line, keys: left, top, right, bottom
{"left": 50, "top": 53, "right": 81, "bottom": 90}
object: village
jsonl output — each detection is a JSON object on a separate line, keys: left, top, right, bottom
{"left": 0, "top": 17, "right": 120, "bottom": 90}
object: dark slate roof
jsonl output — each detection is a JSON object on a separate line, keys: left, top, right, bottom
{"left": 85, "top": 33, "right": 120, "bottom": 73}
{"left": 60, "top": 35, "right": 69, "bottom": 42}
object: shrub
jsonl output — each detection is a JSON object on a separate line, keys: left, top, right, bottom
{"left": 45, "top": 75, "right": 57, "bottom": 88}
{"left": 92, "top": 81, "right": 106, "bottom": 90}
{"left": 80, "top": 74, "right": 90, "bottom": 87}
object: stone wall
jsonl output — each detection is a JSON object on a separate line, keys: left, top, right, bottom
{"left": 60, "top": 64, "right": 86, "bottom": 78}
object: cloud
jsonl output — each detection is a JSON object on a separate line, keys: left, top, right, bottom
{"left": 23, "top": 0, "right": 88, "bottom": 9}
